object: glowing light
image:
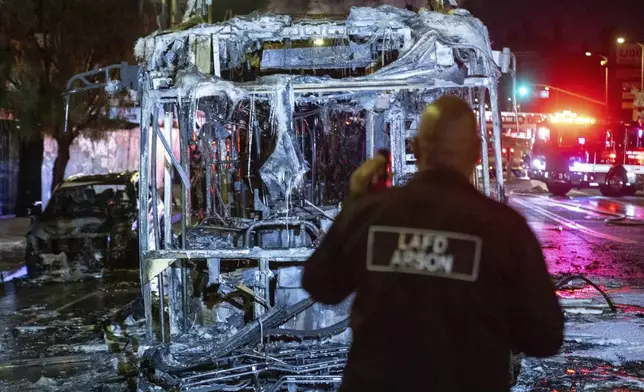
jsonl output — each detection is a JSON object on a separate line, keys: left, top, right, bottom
{"left": 502, "top": 148, "right": 507, "bottom": 153}
{"left": 532, "top": 158, "right": 546, "bottom": 171}
{"left": 549, "top": 111, "right": 596, "bottom": 124}
{"left": 609, "top": 153, "right": 616, "bottom": 159}
{"left": 578, "top": 137, "right": 585, "bottom": 145}
{"left": 617, "top": 37, "right": 626, "bottom": 44}
{"left": 544, "top": 86, "right": 550, "bottom": 91}
{"left": 510, "top": 148, "right": 514, "bottom": 153}
{"left": 313, "top": 38, "right": 325, "bottom": 46}
{"left": 585, "top": 52, "right": 592, "bottom": 56}
{"left": 537, "top": 126, "right": 550, "bottom": 139}
{"left": 639, "top": 129, "right": 643, "bottom": 138}
{"left": 518, "top": 86, "right": 529, "bottom": 97}
{"left": 627, "top": 151, "right": 644, "bottom": 161}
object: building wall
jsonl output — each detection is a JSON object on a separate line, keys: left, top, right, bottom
{"left": 41, "top": 128, "right": 181, "bottom": 208}
{"left": 0, "top": 121, "right": 20, "bottom": 216}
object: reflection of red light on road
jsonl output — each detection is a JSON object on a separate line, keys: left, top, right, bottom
{"left": 556, "top": 285, "right": 603, "bottom": 298}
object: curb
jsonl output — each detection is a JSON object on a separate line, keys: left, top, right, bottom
{"left": 0, "top": 239, "right": 26, "bottom": 250}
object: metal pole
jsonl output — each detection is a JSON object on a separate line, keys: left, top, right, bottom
{"left": 510, "top": 54, "right": 519, "bottom": 182}
{"left": 605, "top": 66, "right": 609, "bottom": 107}
{"left": 489, "top": 82, "right": 505, "bottom": 203}
{"left": 170, "top": 0, "right": 177, "bottom": 27}
{"left": 151, "top": 107, "right": 160, "bottom": 250}
{"left": 477, "top": 88, "right": 491, "bottom": 196}
{"left": 138, "top": 90, "right": 154, "bottom": 341}
{"left": 512, "top": 54, "right": 519, "bottom": 132}
{"left": 163, "top": 108, "right": 173, "bottom": 250}
{"left": 151, "top": 107, "right": 164, "bottom": 343}
{"left": 179, "top": 102, "right": 192, "bottom": 334}
{"left": 63, "top": 96, "right": 71, "bottom": 133}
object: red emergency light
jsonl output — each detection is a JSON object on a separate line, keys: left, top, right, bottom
{"left": 627, "top": 151, "right": 644, "bottom": 161}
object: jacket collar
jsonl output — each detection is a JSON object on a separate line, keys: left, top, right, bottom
{"left": 409, "top": 166, "right": 475, "bottom": 189}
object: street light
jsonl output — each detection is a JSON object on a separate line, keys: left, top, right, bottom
{"left": 585, "top": 52, "right": 609, "bottom": 106}
{"left": 617, "top": 37, "right": 644, "bottom": 91}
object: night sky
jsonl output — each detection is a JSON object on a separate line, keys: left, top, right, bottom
{"left": 339, "top": 0, "right": 643, "bottom": 49}
{"left": 464, "top": 0, "right": 643, "bottom": 49}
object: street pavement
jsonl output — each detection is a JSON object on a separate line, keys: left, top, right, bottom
{"left": 0, "top": 182, "right": 643, "bottom": 391}
{"left": 507, "top": 181, "right": 644, "bottom": 391}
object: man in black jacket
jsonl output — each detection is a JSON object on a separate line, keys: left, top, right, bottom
{"left": 302, "top": 96, "right": 564, "bottom": 391}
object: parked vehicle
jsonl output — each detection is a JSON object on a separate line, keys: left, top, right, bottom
{"left": 24, "top": 171, "right": 161, "bottom": 278}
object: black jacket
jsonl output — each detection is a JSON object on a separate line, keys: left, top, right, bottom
{"left": 302, "top": 168, "right": 564, "bottom": 392}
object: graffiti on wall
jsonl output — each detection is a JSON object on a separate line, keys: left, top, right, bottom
{"left": 42, "top": 128, "right": 181, "bottom": 208}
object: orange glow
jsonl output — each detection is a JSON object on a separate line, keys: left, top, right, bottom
{"left": 549, "top": 111, "right": 595, "bottom": 124}
{"left": 609, "top": 153, "right": 616, "bottom": 159}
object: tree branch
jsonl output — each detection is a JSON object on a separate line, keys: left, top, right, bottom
{"left": 71, "top": 92, "right": 103, "bottom": 137}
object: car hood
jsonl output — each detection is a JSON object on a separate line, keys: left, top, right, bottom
{"left": 30, "top": 217, "right": 112, "bottom": 240}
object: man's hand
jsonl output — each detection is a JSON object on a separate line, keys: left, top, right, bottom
{"left": 349, "top": 156, "right": 389, "bottom": 196}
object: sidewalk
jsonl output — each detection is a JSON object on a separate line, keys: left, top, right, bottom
{"left": 0, "top": 216, "right": 30, "bottom": 283}
{"left": 0, "top": 216, "right": 29, "bottom": 250}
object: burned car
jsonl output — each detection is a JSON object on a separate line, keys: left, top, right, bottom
{"left": 25, "top": 171, "right": 148, "bottom": 278}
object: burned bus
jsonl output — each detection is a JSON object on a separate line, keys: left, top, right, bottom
{"left": 132, "top": 5, "right": 509, "bottom": 390}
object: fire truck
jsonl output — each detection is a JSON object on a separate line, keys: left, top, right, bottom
{"left": 529, "top": 111, "right": 644, "bottom": 196}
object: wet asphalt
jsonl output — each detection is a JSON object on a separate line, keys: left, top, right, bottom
{"left": 0, "top": 183, "right": 643, "bottom": 391}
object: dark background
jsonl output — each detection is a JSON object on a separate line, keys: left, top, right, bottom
{"left": 464, "top": 0, "right": 643, "bottom": 119}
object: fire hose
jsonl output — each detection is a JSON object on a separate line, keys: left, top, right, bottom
{"left": 555, "top": 274, "right": 617, "bottom": 312}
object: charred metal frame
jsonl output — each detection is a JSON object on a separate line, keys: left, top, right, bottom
{"left": 134, "top": 6, "right": 509, "bottom": 390}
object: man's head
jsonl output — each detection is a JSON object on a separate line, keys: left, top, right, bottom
{"left": 412, "top": 95, "right": 480, "bottom": 177}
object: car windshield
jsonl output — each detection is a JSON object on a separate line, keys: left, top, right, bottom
{"left": 44, "top": 182, "right": 132, "bottom": 219}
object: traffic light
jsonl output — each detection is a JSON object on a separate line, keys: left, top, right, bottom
{"left": 517, "top": 85, "right": 530, "bottom": 98}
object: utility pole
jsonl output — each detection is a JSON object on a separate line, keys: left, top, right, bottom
{"left": 170, "top": 0, "right": 177, "bottom": 27}
{"left": 159, "top": 0, "right": 168, "bottom": 29}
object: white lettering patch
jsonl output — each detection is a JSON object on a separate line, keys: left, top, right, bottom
{"left": 366, "top": 226, "right": 482, "bottom": 282}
